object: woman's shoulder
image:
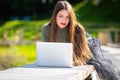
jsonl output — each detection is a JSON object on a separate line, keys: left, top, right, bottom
{"left": 41, "top": 23, "right": 51, "bottom": 30}
{"left": 75, "top": 23, "right": 84, "bottom": 29}
{"left": 41, "top": 23, "right": 51, "bottom": 32}
{"left": 74, "top": 23, "right": 85, "bottom": 34}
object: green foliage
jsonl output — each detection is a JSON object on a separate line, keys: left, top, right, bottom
{"left": 74, "top": 0, "right": 120, "bottom": 22}
{"left": 0, "top": 20, "right": 47, "bottom": 70}
{"left": 0, "top": 44, "right": 36, "bottom": 70}
{"left": 1, "top": 20, "right": 49, "bottom": 29}
{"left": 0, "top": 45, "right": 27, "bottom": 70}
{"left": 0, "top": 20, "right": 49, "bottom": 40}
{"left": 17, "top": 44, "right": 36, "bottom": 62}
{"left": 90, "top": 32, "right": 98, "bottom": 38}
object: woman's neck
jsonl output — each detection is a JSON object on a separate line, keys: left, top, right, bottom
{"left": 57, "top": 26, "right": 67, "bottom": 32}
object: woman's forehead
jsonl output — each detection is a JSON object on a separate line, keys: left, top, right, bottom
{"left": 57, "top": 9, "right": 70, "bottom": 16}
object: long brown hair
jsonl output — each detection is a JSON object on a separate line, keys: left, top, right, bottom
{"left": 50, "top": 1, "right": 93, "bottom": 65}
{"left": 50, "top": 0, "right": 75, "bottom": 42}
{"left": 73, "top": 23, "right": 93, "bottom": 65}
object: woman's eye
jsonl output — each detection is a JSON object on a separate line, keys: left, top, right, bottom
{"left": 59, "top": 15, "right": 63, "bottom": 18}
{"left": 66, "top": 16, "right": 70, "bottom": 20}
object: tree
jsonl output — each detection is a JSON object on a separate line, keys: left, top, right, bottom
{"left": 75, "top": 0, "right": 120, "bottom": 22}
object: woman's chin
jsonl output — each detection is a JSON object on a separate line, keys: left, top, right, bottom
{"left": 59, "top": 26, "right": 67, "bottom": 29}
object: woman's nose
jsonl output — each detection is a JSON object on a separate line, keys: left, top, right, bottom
{"left": 61, "top": 17, "right": 66, "bottom": 23}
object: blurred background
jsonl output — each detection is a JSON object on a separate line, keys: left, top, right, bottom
{"left": 0, "top": 0, "right": 120, "bottom": 70}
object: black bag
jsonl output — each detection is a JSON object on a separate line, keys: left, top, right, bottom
{"left": 86, "top": 33, "right": 120, "bottom": 80}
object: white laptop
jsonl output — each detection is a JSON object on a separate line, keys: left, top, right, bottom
{"left": 36, "top": 42, "right": 73, "bottom": 67}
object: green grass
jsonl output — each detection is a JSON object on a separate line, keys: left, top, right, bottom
{"left": 0, "top": 44, "right": 36, "bottom": 70}
{"left": 0, "top": 19, "right": 49, "bottom": 40}
{"left": 17, "top": 44, "right": 36, "bottom": 62}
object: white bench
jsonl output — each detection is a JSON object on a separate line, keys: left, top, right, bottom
{"left": 0, "top": 62, "right": 99, "bottom": 80}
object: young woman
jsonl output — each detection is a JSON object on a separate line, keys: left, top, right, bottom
{"left": 41, "top": 0, "right": 93, "bottom": 66}
{"left": 41, "top": 0, "right": 120, "bottom": 80}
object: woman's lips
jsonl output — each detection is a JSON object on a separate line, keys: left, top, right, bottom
{"left": 61, "top": 23, "right": 66, "bottom": 25}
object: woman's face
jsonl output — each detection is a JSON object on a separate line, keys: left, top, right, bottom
{"left": 56, "top": 9, "right": 70, "bottom": 29}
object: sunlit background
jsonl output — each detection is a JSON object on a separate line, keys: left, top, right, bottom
{"left": 0, "top": 0, "right": 120, "bottom": 70}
